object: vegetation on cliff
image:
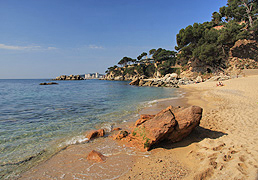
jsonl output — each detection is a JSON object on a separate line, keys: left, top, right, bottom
{"left": 176, "top": 0, "right": 258, "bottom": 71}
{"left": 105, "top": 0, "right": 258, "bottom": 80}
{"left": 105, "top": 48, "right": 179, "bottom": 80}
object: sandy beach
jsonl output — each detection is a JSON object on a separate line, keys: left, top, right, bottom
{"left": 119, "top": 73, "right": 258, "bottom": 180}
{"left": 19, "top": 73, "right": 258, "bottom": 180}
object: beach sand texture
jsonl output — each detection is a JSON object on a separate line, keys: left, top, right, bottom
{"left": 119, "top": 74, "right": 258, "bottom": 180}
{"left": 19, "top": 74, "right": 258, "bottom": 180}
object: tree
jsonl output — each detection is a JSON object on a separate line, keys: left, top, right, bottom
{"left": 149, "top": 49, "right": 156, "bottom": 56}
{"left": 118, "top": 57, "right": 134, "bottom": 67}
{"left": 212, "top": 12, "right": 222, "bottom": 25}
{"left": 219, "top": 0, "right": 258, "bottom": 27}
{"left": 137, "top": 52, "right": 148, "bottom": 61}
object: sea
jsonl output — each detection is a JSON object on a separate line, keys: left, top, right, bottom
{"left": 0, "top": 79, "right": 180, "bottom": 179}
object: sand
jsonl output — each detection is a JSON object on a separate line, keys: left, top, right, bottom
{"left": 19, "top": 74, "right": 258, "bottom": 179}
{"left": 119, "top": 74, "right": 258, "bottom": 180}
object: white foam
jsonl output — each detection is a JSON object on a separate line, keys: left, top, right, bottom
{"left": 60, "top": 135, "right": 89, "bottom": 147}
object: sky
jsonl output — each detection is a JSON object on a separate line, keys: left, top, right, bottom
{"left": 0, "top": 0, "right": 227, "bottom": 79}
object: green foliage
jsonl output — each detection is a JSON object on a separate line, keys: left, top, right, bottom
{"left": 137, "top": 52, "right": 148, "bottom": 61}
{"left": 145, "top": 64, "right": 155, "bottom": 77}
{"left": 144, "top": 138, "right": 150, "bottom": 149}
{"left": 124, "top": 67, "right": 136, "bottom": 76}
{"left": 149, "top": 49, "right": 156, "bottom": 56}
{"left": 152, "top": 48, "right": 177, "bottom": 64}
{"left": 212, "top": 11, "right": 222, "bottom": 25}
{"left": 175, "top": 0, "right": 256, "bottom": 69}
{"left": 219, "top": 0, "right": 258, "bottom": 27}
{"left": 118, "top": 57, "right": 134, "bottom": 67}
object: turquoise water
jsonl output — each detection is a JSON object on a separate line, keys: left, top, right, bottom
{"left": 0, "top": 79, "right": 179, "bottom": 178}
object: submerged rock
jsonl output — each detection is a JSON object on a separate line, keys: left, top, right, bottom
{"left": 87, "top": 150, "right": 106, "bottom": 162}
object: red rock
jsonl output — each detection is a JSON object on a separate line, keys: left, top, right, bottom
{"left": 87, "top": 150, "right": 106, "bottom": 162}
{"left": 97, "top": 129, "right": 105, "bottom": 137}
{"left": 135, "top": 114, "right": 155, "bottom": 127}
{"left": 127, "top": 105, "right": 203, "bottom": 150}
{"left": 169, "top": 106, "right": 203, "bottom": 142}
{"left": 113, "top": 130, "right": 129, "bottom": 140}
{"left": 86, "top": 129, "right": 105, "bottom": 140}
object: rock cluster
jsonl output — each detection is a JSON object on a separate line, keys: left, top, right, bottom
{"left": 53, "top": 75, "right": 84, "bottom": 80}
{"left": 128, "top": 73, "right": 232, "bottom": 87}
{"left": 114, "top": 105, "right": 203, "bottom": 151}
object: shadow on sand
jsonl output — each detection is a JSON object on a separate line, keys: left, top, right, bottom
{"left": 151, "top": 126, "right": 227, "bottom": 150}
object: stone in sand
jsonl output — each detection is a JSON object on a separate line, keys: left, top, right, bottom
{"left": 87, "top": 150, "right": 106, "bottom": 162}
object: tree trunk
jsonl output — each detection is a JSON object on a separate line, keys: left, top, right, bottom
{"left": 242, "top": 0, "right": 253, "bottom": 27}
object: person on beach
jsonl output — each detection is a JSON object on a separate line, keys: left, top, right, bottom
{"left": 216, "top": 81, "right": 224, "bottom": 87}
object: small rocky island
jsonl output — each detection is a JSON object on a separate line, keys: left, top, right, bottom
{"left": 39, "top": 82, "right": 59, "bottom": 85}
{"left": 53, "top": 74, "right": 85, "bottom": 80}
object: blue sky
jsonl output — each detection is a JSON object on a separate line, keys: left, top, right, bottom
{"left": 0, "top": 0, "right": 227, "bottom": 79}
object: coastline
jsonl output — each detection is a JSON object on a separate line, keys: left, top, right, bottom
{"left": 19, "top": 74, "right": 258, "bottom": 179}
{"left": 18, "top": 88, "right": 184, "bottom": 180}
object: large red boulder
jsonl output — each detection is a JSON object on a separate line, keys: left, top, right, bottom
{"left": 127, "top": 106, "right": 203, "bottom": 150}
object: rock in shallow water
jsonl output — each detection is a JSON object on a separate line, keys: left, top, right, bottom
{"left": 86, "top": 129, "right": 105, "bottom": 140}
{"left": 87, "top": 150, "right": 106, "bottom": 162}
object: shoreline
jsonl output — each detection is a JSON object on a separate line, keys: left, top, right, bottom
{"left": 19, "top": 74, "right": 258, "bottom": 179}
{"left": 18, "top": 89, "right": 185, "bottom": 180}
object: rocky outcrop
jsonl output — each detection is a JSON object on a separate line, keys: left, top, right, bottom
{"left": 129, "top": 73, "right": 189, "bottom": 87}
{"left": 129, "top": 78, "right": 140, "bottom": 85}
{"left": 128, "top": 73, "right": 233, "bottom": 87}
{"left": 86, "top": 129, "right": 105, "bottom": 140}
{"left": 87, "top": 150, "right": 106, "bottom": 162}
{"left": 39, "top": 82, "right": 58, "bottom": 85}
{"left": 53, "top": 75, "right": 84, "bottom": 80}
{"left": 114, "top": 105, "right": 203, "bottom": 151}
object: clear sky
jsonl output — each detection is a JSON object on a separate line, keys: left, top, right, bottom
{"left": 0, "top": 0, "right": 227, "bottom": 79}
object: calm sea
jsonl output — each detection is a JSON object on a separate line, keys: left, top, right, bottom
{"left": 0, "top": 79, "right": 179, "bottom": 179}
